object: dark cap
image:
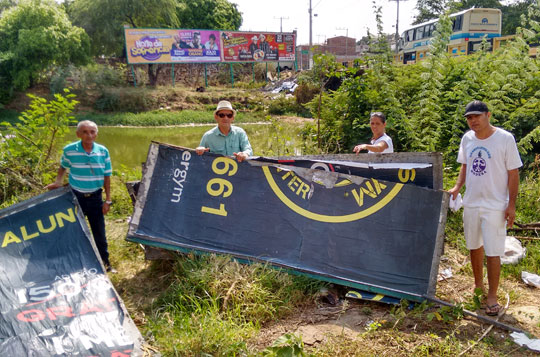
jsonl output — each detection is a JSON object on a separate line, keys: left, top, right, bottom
{"left": 464, "top": 100, "right": 489, "bottom": 117}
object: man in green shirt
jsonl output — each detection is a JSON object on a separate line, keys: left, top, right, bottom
{"left": 196, "top": 100, "right": 253, "bottom": 162}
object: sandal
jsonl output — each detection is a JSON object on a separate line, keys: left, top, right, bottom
{"left": 485, "top": 303, "right": 502, "bottom": 316}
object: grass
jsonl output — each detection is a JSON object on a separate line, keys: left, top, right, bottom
{"left": 76, "top": 109, "right": 266, "bottom": 127}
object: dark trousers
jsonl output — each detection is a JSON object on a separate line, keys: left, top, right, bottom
{"left": 73, "top": 189, "right": 110, "bottom": 266}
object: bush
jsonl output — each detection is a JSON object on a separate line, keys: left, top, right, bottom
{"left": 294, "top": 82, "right": 319, "bottom": 105}
{"left": 94, "top": 87, "right": 158, "bottom": 112}
{"left": 268, "top": 95, "right": 310, "bottom": 117}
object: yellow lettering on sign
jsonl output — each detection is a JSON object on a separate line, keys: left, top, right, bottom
{"left": 37, "top": 216, "right": 56, "bottom": 234}
{"left": 21, "top": 227, "right": 39, "bottom": 241}
{"left": 297, "top": 182, "right": 310, "bottom": 200}
{"left": 1, "top": 208, "right": 76, "bottom": 248}
{"left": 55, "top": 208, "right": 76, "bottom": 228}
{"left": 350, "top": 179, "right": 387, "bottom": 207}
{"left": 2, "top": 231, "right": 22, "bottom": 247}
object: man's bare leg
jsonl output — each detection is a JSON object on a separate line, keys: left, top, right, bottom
{"left": 470, "top": 247, "right": 485, "bottom": 292}
{"left": 486, "top": 255, "right": 501, "bottom": 306}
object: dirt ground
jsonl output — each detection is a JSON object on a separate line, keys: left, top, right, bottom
{"left": 247, "top": 244, "right": 540, "bottom": 355}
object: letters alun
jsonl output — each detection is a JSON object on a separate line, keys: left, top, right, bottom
{"left": 1, "top": 208, "right": 76, "bottom": 248}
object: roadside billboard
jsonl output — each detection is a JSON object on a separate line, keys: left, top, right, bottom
{"left": 124, "top": 28, "right": 295, "bottom": 64}
{"left": 125, "top": 28, "right": 221, "bottom": 64}
{"left": 221, "top": 31, "right": 296, "bottom": 62}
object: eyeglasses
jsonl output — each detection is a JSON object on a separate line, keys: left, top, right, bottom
{"left": 218, "top": 113, "right": 234, "bottom": 118}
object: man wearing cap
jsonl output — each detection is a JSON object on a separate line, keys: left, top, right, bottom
{"left": 46, "top": 120, "right": 116, "bottom": 273}
{"left": 196, "top": 101, "right": 253, "bottom": 162}
{"left": 449, "top": 100, "right": 522, "bottom": 316}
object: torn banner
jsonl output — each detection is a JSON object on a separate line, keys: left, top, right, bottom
{"left": 128, "top": 143, "right": 449, "bottom": 302}
{"left": 0, "top": 188, "right": 143, "bottom": 356}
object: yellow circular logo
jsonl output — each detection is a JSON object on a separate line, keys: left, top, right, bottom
{"left": 262, "top": 166, "right": 403, "bottom": 223}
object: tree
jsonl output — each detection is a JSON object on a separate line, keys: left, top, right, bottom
{"left": 413, "top": 0, "right": 451, "bottom": 24}
{"left": 68, "top": 0, "right": 180, "bottom": 57}
{"left": 0, "top": 0, "right": 90, "bottom": 102}
{"left": 176, "top": 0, "right": 242, "bottom": 30}
{"left": 501, "top": 0, "right": 537, "bottom": 35}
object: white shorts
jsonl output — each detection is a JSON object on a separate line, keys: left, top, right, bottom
{"left": 463, "top": 207, "right": 506, "bottom": 257}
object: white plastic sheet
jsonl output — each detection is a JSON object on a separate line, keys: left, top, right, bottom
{"left": 522, "top": 271, "right": 540, "bottom": 288}
{"left": 501, "top": 236, "right": 526, "bottom": 265}
{"left": 510, "top": 332, "right": 540, "bottom": 352}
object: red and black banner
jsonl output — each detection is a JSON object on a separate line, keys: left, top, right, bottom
{"left": 0, "top": 188, "right": 142, "bottom": 356}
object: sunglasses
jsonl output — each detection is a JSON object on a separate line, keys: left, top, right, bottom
{"left": 217, "top": 113, "right": 234, "bottom": 118}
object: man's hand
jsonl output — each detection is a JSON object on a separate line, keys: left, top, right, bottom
{"left": 45, "top": 182, "right": 62, "bottom": 190}
{"left": 353, "top": 144, "right": 367, "bottom": 154}
{"left": 448, "top": 186, "right": 460, "bottom": 200}
{"left": 505, "top": 204, "right": 516, "bottom": 228}
{"left": 103, "top": 202, "right": 111, "bottom": 215}
{"left": 195, "top": 146, "right": 210, "bottom": 155}
{"left": 233, "top": 152, "right": 248, "bottom": 162}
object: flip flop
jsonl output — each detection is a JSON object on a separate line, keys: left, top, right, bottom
{"left": 486, "top": 303, "right": 502, "bottom": 316}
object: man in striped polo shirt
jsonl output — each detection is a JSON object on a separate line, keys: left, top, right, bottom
{"left": 47, "top": 120, "right": 115, "bottom": 273}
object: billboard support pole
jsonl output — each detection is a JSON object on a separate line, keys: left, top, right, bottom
{"left": 266, "top": 63, "right": 268, "bottom": 83}
{"left": 204, "top": 64, "right": 208, "bottom": 88}
{"left": 277, "top": 62, "right": 280, "bottom": 79}
{"left": 230, "top": 63, "right": 234, "bottom": 88}
{"left": 252, "top": 62, "right": 255, "bottom": 83}
{"left": 171, "top": 64, "right": 175, "bottom": 87}
{"left": 131, "top": 65, "right": 137, "bottom": 87}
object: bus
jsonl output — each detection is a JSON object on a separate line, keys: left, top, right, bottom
{"left": 395, "top": 8, "right": 502, "bottom": 64}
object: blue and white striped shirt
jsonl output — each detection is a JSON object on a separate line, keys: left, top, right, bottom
{"left": 60, "top": 141, "right": 112, "bottom": 193}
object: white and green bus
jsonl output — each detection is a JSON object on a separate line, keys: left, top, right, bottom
{"left": 395, "top": 8, "right": 502, "bottom": 64}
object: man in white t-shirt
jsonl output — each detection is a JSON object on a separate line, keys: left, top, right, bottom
{"left": 449, "top": 100, "right": 522, "bottom": 317}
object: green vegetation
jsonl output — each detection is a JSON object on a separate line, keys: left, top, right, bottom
{"left": 0, "top": 89, "right": 77, "bottom": 207}
{"left": 305, "top": 4, "right": 540, "bottom": 167}
{"left": 0, "top": 0, "right": 90, "bottom": 102}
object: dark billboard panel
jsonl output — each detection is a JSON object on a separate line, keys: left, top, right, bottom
{"left": 0, "top": 188, "right": 143, "bottom": 356}
{"left": 127, "top": 143, "right": 449, "bottom": 302}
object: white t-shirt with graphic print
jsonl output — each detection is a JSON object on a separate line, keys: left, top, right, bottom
{"left": 457, "top": 127, "right": 522, "bottom": 211}
{"left": 369, "top": 133, "right": 394, "bottom": 154}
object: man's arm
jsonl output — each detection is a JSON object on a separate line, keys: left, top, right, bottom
{"left": 448, "top": 164, "right": 467, "bottom": 200}
{"left": 103, "top": 176, "right": 111, "bottom": 215}
{"left": 233, "top": 131, "right": 253, "bottom": 162}
{"left": 505, "top": 168, "right": 519, "bottom": 228}
{"left": 45, "top": 167, "right": 67, "bottom": 190}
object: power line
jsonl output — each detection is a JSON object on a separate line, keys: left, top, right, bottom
{"left": 273, "top": 16, "right": 289, "bottom": 32}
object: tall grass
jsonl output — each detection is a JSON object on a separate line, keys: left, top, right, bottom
{"left": 75, "top": 110, "right": 266, "bottom": 127}
{"left": 147, "top": 254, "right": 324, "bottom": 355}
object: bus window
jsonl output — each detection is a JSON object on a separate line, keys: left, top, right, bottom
{"left": 424, "top": 24, "right": 431, "bottom": 37}
{"left": 415, "top": 26, "right": 424, "bottom": 40}
{"left": 407, "top": 29, "right": 414, "bottom": 42}
{"left": 452, "top": 15, "right": 463, "bottom": 32}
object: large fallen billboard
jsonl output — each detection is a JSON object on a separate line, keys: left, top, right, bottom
{"left": 0, "top": 188, "right": 142, "bottom": 356}
{"left": 127, "top": 143, "right": 449, "bottom": 301}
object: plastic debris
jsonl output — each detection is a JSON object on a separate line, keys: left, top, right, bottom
{"left": 449, "top": 193, "right": 462, "bottom": 212}
{"left": 510, "top": 332, "right": 540, "bottom": 352}
{"left": 501, "top": 236, "right": 526, "bottom": 265}
{"left": 437, "top": 267, "right": 453, "bottom": 281}
{"left": 522, "top": 271, "right": 540, "bottom": 288}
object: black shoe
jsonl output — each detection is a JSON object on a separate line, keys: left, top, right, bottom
{"left": 105, "top": 265, "right": 118, "bottom": 274}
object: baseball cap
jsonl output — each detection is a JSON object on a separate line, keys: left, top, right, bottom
{"left": 464, "top": 100, "right": 489, "bottom": 117}
{"left": 214, "top": 100, "right": 236, "bottom": 115}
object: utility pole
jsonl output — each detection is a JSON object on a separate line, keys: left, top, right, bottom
{"left": 308, "top": 0, "right": 313, "bottom": 69}
{"left": 336, "top": 27, "right": 349, "bottom": 56}
{"left": 274, "top": 16, "right": 289, "bottom": 32}
{"left": 389, "top": 0, "right": 408, "bottom": 53}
